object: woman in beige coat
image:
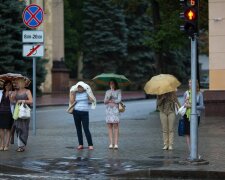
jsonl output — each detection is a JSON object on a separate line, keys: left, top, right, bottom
{"left": 157, "top": 91, "right": 180, "bottom": 150}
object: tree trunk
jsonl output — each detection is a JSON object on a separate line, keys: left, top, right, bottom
{"left": 77, "top": 51, "right": 83, "bottom": 79}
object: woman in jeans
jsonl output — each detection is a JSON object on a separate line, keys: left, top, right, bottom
{"left": 69, "top": 81, "right": 96, "bottom": 150}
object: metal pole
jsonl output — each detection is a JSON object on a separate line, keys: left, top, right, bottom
{"left": 32, "top": 57, "right": 36, "bottom": 135}
{"left": 190, "top": 34, "right": 198, "bottom": 160}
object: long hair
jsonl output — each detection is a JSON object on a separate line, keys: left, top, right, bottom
{"left": 109, "top": 79, "right": 119, "bottom": 90}
{"left": 3, "top": 80, "right": 13, "bottom": 92}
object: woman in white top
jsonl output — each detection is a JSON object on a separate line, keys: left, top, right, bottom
{"left": 104, "top": 79, "right": 122, "bottom": 149}
{"left": 69, "top": 81, "right": 96, "bottom": 150}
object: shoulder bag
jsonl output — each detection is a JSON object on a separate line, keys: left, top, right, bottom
{"left": 118, "top": 102, "right": 126, "bottom": 113}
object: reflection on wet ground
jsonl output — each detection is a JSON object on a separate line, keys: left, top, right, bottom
{"left": 0, "top": 152, "right": 181, "bottom": 179}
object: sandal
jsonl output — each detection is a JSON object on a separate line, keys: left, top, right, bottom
{"left": 4, "top": 146, "right": 9, "bottom": 151}
{"left": 76, "top": 145, "right": 83, "bottom": 150}
{"left": 16, "top": 147, "right": 25, "bottom": 152}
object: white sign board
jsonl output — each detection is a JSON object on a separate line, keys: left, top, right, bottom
{"left": 22, "top": 30, "right": 44, "bottom": 43}
{"left": 23, "top": 44, "right": 44, "bottom": 57}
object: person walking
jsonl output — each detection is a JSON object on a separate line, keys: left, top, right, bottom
{"left": 69, "top": 81, "right": 96, "bottom": 150}
{"left": 157, "top": 91, "right": 180, "bottom": 150}
{"left": 182, "top": 79, "right": 204, "bottom": 152}
{"left": 11, "top": 78, "right": 33, "bottom": 152}
{"left": 0, "top": 80, "right": 14, "bottom": 151}
{"left": 104, "top": 79, "right": 122, "bottom": 149}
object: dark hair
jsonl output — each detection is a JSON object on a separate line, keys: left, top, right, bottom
{"left": 109, "top": 79, "right": 119, "bottom": 90}
{"left": 3, "top": 80, "right": 13, "bottom": 92}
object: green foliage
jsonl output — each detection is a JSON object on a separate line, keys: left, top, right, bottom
{"left": 120, "top": 1, "right": 155, "bottom": 84}
{"left": 64, "top": 0, "right": 82, "bottom": 78}
{"left": 0, "top": 0, "right": 47, "bottom": 92}
{"left": 82, "top": 0, "right": 128, "bottom": 78}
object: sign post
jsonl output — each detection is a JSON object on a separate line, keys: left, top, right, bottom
{"left": 22, "top": 4, "right": 44, "bottom": 135}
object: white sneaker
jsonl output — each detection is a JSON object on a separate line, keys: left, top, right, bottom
{"left": 114, "top": 144, "right": 118, "bottom": 149}
{"left": 109, "top": 144, "right": 113, "bottom": 149}
{"left": 168, "top": 145, "right": 173, "bottom": 150}
{"left": 162, "top": 145, "right": 168, "bottom": 150}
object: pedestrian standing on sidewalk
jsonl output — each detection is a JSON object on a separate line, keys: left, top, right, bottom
{"left": 157, "top": 91, "right": 180, "bottom": 150}
{"left": 182, "top": 79, "right": 204, "bottom": 152}
{"left": 104, "top": 79, "right": 121, "bottom": 149}
{"left": 11, "top": 78, "right": 33, "bottom": 152}
{"left": 69, "top": 81, "right": 96, "bottom": 150}
{"left": 0, "top": 80, "right": 14, "bottom": 151}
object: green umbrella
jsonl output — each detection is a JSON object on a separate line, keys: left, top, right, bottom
{"left": 92, "top": 73, "right": 131, "bottom": 87}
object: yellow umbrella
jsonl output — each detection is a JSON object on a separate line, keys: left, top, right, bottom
{"left": 144, "top": 74, "right": 181, "bottom": 95}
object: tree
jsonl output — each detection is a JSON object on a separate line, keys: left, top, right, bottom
{"left": 0, "top": 0, "right": 47, "bottom": 92}
{"left": 64, "top": 0, "right": 83, "bottom": 78}
{"left": 121, "top": 1, "right": 155, "bottom": 86}
{"left": 145, "top": 0, "right": 191, "bottom": 82}
{"left": 82, "top": 0, "right": 128, "bottom": 78}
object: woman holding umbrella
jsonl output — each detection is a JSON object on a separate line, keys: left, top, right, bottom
{"left": 0, "top": 80, "right": 14, "bottom": 151}
{"left": 11, "top": 77, "right": 32, "bottom": 152}
{"left": 104, "top": 79, "right": 122, "bottom": 149}
{"left": 144, "top": 74, "right": 181, "bottom": 150}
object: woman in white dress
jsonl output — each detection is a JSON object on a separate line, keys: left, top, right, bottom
{"left": 104, "top": 79, "right": 121, "bottom": 149}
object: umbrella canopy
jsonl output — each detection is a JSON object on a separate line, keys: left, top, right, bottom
{"left": 0, "top": 73, "right": 31, "bottom": 88}
{"left": 144, "top": 74, "right": 181, "bottom": 95}
{"left": 92, "top": 73, "right": 130, "bottom": 87}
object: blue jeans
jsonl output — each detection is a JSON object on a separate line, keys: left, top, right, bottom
{"left": 72, "top": 110, "right": 93, "bottom": 146}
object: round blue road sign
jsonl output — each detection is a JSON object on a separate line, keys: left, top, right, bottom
{"left": 22, "top": 4, "right": 43, "bottom": 29}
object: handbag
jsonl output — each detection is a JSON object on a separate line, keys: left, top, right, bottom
{"left": 118, "top": 102, "right": 126, "bottom": 113}
{"left": 177, "top": 105, "right": 187, "bottom": 116}
{"left": 18, "top": 102, "right": 31, "bottom": 119}
{"left": 178, "top": 118, "right": 185, "bottom": 136}
{"left": 13, "top": 103, "right": 20, "bottom": 120}
{"left": 66, "top": 101, "right": 76, "bottom": 114}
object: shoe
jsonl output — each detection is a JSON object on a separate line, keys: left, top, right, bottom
{"left": 88, "top": 146, "right": 94, "bottom": 150}
{"left": 114, "top": 144, "right": 118, "bottom": 149}
{"left": 168, "top": 145, "right": 173, "bottom": 150}
{"left": 76, "top": 145, "right": 83, "bottom": 150}
{"left": 16, "top": 147, "right": 25, "bottom": 152}
{"left": 0, "top": 146, "right": 4, "bottom": 151}
{"left": 109, "top": 144, "right": 113, "bottom": 149}
{"left": 162, "top": 145, "right": 168, "bottom": 150}
{"left": 3, "top": 146, "right": 9, "bottom": 151}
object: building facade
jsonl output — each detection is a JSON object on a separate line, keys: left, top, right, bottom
{"left": 27, "top": 0, "right": 69, "bottom": 93}
{"left": 205, "top": 0, "right": 225, "bottom": 116}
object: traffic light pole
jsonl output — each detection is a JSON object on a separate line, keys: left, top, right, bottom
{"left": 190, "top": 34, "right": 198, "bottom": 160}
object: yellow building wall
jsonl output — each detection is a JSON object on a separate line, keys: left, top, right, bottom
{"left": 209, "top": 0, "right": 225, "bottom": 90}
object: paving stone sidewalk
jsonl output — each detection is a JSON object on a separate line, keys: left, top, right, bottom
{"left": 0, "top": 110, "right": 225, "bottom": 179}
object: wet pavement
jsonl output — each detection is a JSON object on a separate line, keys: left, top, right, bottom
{"left": 1, "top": 91, "right": 225, "bottom": 179}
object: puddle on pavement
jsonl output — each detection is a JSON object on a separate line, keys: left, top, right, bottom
{"left": 1, "top": 155, "right": 182, "bottom": 179}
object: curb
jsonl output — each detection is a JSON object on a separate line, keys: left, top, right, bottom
{"left": 36, "top": 97, "right": 147, "bottom": 108}
{"left": 111, "top": 169, "right": 225, "bottom": 179}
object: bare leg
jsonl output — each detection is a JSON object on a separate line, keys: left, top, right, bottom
{"left": 113, "top": 123, "right": 119, "bottom": 146}
{"left": 107, "top": 123, "right": 113, "bottom": 145}
{"left": 186, "top": 135, "right": 190, "bottom": 151}
{"left": 0, "top": 129, "right": 5, "bottom": 149}
{"left": 5, "top": 129, "right": 11, "bottom": 147}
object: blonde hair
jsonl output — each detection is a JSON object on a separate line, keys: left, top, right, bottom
{"left": 189, "top": 79, "right": 200, "bottom": 92}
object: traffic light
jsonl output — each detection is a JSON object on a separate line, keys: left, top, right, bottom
{"left": 180, "top": 0, "right": 198, "bottom": 37}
